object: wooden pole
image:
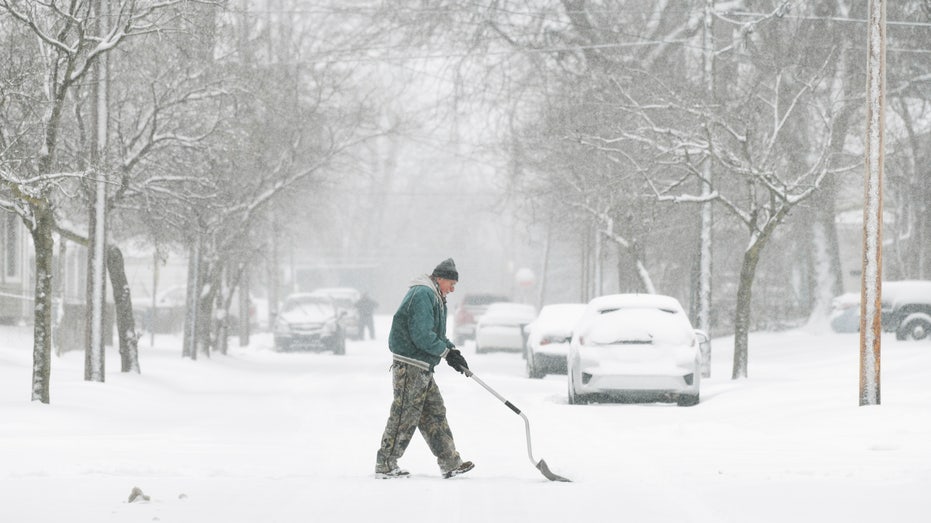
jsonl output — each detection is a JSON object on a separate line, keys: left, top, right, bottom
{"left": 859, "top": 0, "right": 885, "bottom": 406}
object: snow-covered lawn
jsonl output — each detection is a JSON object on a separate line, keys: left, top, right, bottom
{"left": 2, "top": 317, "right": 929, "bottom": 522}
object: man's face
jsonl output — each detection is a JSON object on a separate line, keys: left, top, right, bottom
{"left": 437, "top": 277, "right": 457, "bottom": 297}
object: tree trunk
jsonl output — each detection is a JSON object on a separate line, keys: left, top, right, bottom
{"left": 30, "top": 203, "right": 55, "bottom": 403}
{"left": 731, "top": 209, "right": 789, "bottom": 379}
{"left": 731, "top": 240, "right": 763, "bottom": 379}
{"left": 215, "top": 262, "right": 232, "bottom": 355}
{"left": 806, "top": 37, "right": 855, "bottom": 326}
{"left": 214, "top": 275, "right": 229, "bottom": 356}
{"left": 238, "top": 266, "right": 250, "bottom": 347}
{"left": 807, "top": 196, "right": 844, "bottom": 329}
{"left": 183, "top": 241, "right": 201, "bottom": 359}
{"left": 107, "top": 245, "right": 140, "bottom": 373}
{"left": 182, "top": 238, "right": 219, "bottom": 359}
{"left": 536, "top": 221, "right": 552, "bottom": 310}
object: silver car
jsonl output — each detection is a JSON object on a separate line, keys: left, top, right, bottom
{"left": 524, "top": 303, "right": 586, "bottom": 378}
{"left": 274, "top": 293, "right": 346, "bottom": 354}
{"left": 309, "top": 287, "right": 363, "bottom": 340}
{"left": 568, "top": 294, "right": 704, "bottom": 406}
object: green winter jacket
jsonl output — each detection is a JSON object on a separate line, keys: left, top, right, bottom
{"left": 388, "top": 275, "right": 455, "bottom": 371}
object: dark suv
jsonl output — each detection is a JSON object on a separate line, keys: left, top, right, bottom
{"left": 881, "top": 281, "right": 931, "bottom": 341}
{"left": 452, "top": 293, "right": 509, "bottom": 345}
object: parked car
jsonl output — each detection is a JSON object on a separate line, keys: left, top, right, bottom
{"left": 829, "top": 292, "right": 860, "bottom": 333}
{"left": 524, "top": 303, "right": 586, "bottom": 378}
{"left": 135, "top": 285, "right": 187, "bottom": 333}
{"left": 453, "top": 292, "right": 510, "bottom": 344}
{"left": 882, "top": 281, "right": 931, "bottom": 340}
{"left": 568, "top": 294, "right": 704, "bottom": 406}
{"left": 829, "top": 281, "right": 931, "bottom": 340}
{"left": 273, "top": 293, "right": 346, "bottom": 354}
{"left": 474, "top": 302, "right": 537, "bottom": 354}
{"left": 309, "top": 287, "right": 363, "bottom": 339}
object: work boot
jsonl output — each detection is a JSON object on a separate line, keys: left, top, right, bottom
{"left": 375, "top": 467, "right": 410, "bottom": 479}
{"left": 442, "top": 461, "right": 474, "bottom": 479}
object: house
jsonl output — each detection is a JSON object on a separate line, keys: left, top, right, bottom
{"left": 0, "top": 210, "right": 31, "bottom": 324}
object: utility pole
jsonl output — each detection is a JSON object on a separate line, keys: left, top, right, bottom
{"left": 860, "top": 0, "right": 885, "bottom": 406}
{"left": 85, "top": 0, "right": 109, "bottom": 382}
{"left": 696, "top": 0, "right": 715, "bottom": 336}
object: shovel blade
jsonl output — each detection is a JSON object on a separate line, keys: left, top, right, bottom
{"left": 536, "top": 459, "right": 572, "bottom": 482}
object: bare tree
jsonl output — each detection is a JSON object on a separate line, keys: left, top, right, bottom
{"left": 610, "top": 7, "right": 859, "bottom": 378}
{"left": 0, "top": 0, "right": 188, "bottom": 402}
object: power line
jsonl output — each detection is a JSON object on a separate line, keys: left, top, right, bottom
{"left": 241, "top": 5, "right": 931, "bottom": 30}
{"left": 727, "top": 11, "right": 931, "bottom": 29}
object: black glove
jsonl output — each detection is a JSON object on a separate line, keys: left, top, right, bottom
{"left": 446, "top": 348, "right": 469, "bottom": 374}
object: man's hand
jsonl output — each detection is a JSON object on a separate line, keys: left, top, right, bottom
{"left": 446, "top": 348, "right": 469, "bottom": 374}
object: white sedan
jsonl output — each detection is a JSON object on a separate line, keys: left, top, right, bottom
{"left": 524, "top": 303, "right": 586, "bottom": 378}
{"left": 568, "top": 294, "right": 704, "bottom": 406}
{"left": 474, "top": 302, "right": 537, "bottom": 354}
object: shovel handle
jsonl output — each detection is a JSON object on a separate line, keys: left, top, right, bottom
{"left": 462, "top": 368, "right": 572, "bottom": 482}
{"left": 464, "top": 369, "right": 519, "bottom": 411}
{"left": 464, "top": 369, "right": 534, "bottom": 462}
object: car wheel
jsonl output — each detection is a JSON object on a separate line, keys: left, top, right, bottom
{"left": 526, "top": 351, "right": 544, "bottom": 379}
{"left": 898, "top": 314, "right": 931, "bottom": 341}
{"left": 677, "top": 393, "right": 700, "bottom": 407}
{"left": 568, "top": 380, "right": 586, "bottom": 405}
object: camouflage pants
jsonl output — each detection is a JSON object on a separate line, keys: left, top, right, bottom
{"left": 375, "top": 362, "right": 463, "bottom": 474}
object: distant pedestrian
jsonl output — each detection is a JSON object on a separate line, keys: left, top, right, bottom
{"left": 374, "top": 258, "right": 473, "bottom": 479}
{"left": 356, "top": 292, "right": 378, "bottom": 340}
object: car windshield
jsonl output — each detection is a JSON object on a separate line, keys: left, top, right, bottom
{"left": 283, "top": 297, "right": 332, "bottom": 315}
{"left": 464, "top": 294, "right": 509, "bottom": 306}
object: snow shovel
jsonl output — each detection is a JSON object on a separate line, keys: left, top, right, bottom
{"left": 462, "top": 368, "right": 572, "bottom": 482}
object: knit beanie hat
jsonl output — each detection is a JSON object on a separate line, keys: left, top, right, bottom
{"left": 431, "top": 258, "right": 459, "bottom": 281}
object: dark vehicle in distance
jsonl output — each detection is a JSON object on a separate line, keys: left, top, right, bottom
{"left": 453, "top": 292, "right": 510, "bottom": 345}
{"left": 882, "top": 281, "right": 931, "bottom": 340}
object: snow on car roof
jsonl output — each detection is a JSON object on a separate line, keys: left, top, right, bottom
{"left": 481, "top": 302, "right": 537, "bottom": 322}
{"left": 284, "top": 293, "right": 333, "bottom": 304}
{"left": 586, "top": 293, "right": 685, "bottom": 314}
{"left": 834, "top": 281, "right": 931, "bottom": 307}
{"left": 584, "top": 306, "right": 693, "bottom": 346}
{"left": 310, "top": 287, "right": 361, "bottom": 299}
{"left": 533, "top": 303, "right": 587, "bottom": 329}
{"left": 882, "top": 281, "right": 931, "bottom": 306}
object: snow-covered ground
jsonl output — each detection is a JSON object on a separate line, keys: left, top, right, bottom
{"left": 2, "top": 316, "right": 929, "bottom": 523}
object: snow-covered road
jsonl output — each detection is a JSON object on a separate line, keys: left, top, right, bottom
{"left": 2, "top": 317, "right": 929, "bottom": 522}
